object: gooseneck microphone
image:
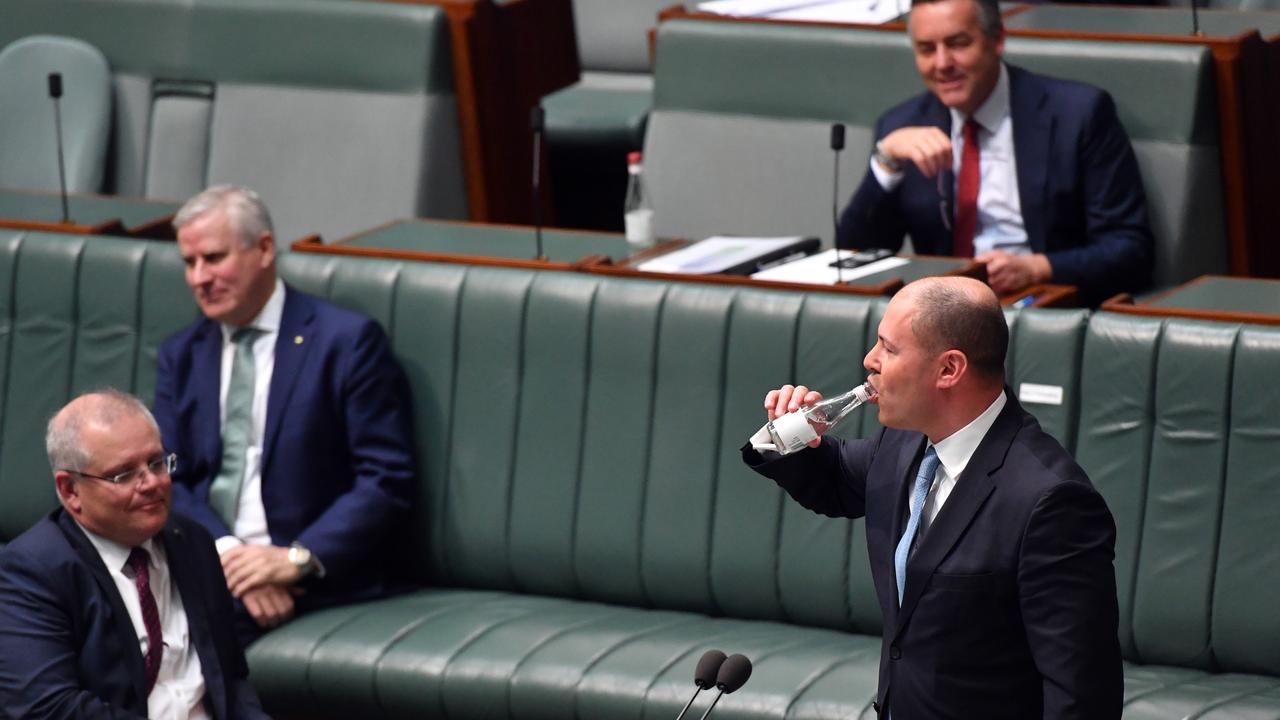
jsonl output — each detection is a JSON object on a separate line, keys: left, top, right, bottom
{"left": 673, "top": 649, "right": 727, "bottom": 720}
{"left": 830, "top": 123, "right": 846, "bottom": 285}
{"left": 48, "top": 73, "right": 70, "bottom": 224}
{"left": 696, "top": 653, "right": 753, "bottom": 720}
{"left": 530, "top": 105, "right": 546, "bottom": 261}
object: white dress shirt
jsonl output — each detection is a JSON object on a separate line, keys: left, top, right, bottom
{"left": 79, "top": 527, "right": 210, "bottom": 720}
{"left": 214, "top": 279, "right": 284, "bottom": 553}
{"left": 871, "top": 64, "right": 1030, "bottom": 257}
{"left": 917, "top": 391, "right": 1007, "bottom": 539}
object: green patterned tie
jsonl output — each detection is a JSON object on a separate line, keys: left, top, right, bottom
{"left": 209, "top": 327, "right": 258, "bottom": 527}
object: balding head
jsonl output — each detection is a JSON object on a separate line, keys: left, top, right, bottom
{"left": 899, "top": 276, "right": 1008, "bottom": 385}
{"left": 47, "top": 390, "right": 159, "bottom": 473}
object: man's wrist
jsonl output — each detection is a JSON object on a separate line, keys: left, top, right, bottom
{"left": 872, "top": 140, "right": 903, "bottom": 173}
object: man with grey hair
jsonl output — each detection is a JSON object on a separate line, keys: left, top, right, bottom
{"left": 745, "top": 276, "right": 1122, "bottom": 718}
{"left": 0, "top": 390, "right": 268, "bottom": 719}
{"left": 836, "top": 0, "right": 1153, "bottom": 306}
{"left": 153, "top": 184, "right": 415, "bottom": 645}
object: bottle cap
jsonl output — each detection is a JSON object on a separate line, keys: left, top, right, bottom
{"left": 627, "top": 151, "right": 643, "bottom": 165}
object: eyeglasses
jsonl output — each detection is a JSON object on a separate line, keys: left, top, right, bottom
{"left": 65, "top": 453, "right": 177, "bottom": 486}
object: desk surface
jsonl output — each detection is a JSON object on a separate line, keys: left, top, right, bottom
{"left": 321, "top": 219, "right": 635, "bottom": 263}
{"left": 0, "top": 189, "right": 180, "bottom": 234}
{"left": 1105, "top": 275, "right": 1280, "bottom": 325}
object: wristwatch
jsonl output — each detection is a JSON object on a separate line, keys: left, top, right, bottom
{"left": 872, "top": 141, "right": 903, "bottom": 173}
{"left": 287, "top": 542, "right": 316, "bottom": 578}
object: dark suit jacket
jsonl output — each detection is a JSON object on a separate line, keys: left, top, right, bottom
{"left": 837, "top": 65, "right": 1154, "bottom": 306}
{"left": 0, "top": 509, "right": 268, "bottom": 719}
{"left": 743, "top": 391, "right": 1122, "bottom": 719}
{"left": 153, "top": 286, "right": 415, "bottom": 610}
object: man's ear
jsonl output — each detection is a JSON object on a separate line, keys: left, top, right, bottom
{"left": 55, "top": 471, "right": 82, "bottom": 515}
{"left": 258, "top": 232, "right": 276, "bottom": 268}
{"left": 937, "top": 349, "right": 968, "bottom": 390}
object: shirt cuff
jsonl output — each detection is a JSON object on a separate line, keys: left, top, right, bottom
{"left": 870, "top": 156, "right": 904, "bottom": 192}
{"left": 214, "top": 535, "right": 244, "bottom": 555}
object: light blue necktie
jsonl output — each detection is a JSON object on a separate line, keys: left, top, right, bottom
{"left": 895, "top": 446, "right": 940, "bottom": 606}
{"left": 209, "top": 327, "right": 258, "bottom": 527}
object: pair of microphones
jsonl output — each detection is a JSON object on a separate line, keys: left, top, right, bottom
{"left": 673, "top": 649, "right": 754, "bottom": 720}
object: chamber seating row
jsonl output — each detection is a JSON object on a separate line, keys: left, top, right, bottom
{"left": 1, "top": 230, "right": 1279, "bottom": 718}
{"left": 0, "top": 0, "right": 467, "bottom": 244}
{"left": 639, "top": 18, "right": 1229, "bottom": 296}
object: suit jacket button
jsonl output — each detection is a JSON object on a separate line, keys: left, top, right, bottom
{"left": 889, "top": 646, "right": 901, "bottom": 660}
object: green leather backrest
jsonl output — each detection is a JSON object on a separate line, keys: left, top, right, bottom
{"left": 1079, "top": 313, "right": 1280, "bottom": 676}
{"left": 0, "top": 232, "right": 197, "bottom": 541}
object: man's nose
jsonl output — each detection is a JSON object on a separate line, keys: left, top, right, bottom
{"left": 934, "top": 47, "right": 953, "bottom": 71}
{"left": 189, "top": 261, "right": 209, "bottom": 285}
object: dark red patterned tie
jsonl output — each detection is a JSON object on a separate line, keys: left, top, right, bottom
{"left": 127, "top": 548, "right": 163, "bottom": 693}
{"left": 953, "top": 118, "right": 981, "bottom": 258}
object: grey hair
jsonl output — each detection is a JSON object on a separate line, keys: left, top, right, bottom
{"left": 47, "top": 389, "right": 161, "bottom": 472}
{"left": 910, "top": 0, "right": 1003, "bottom": 40}
{"left": 172, "top": 185, "right": 275, "bottom": 248}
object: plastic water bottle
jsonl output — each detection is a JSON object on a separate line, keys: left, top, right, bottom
{"left": 765, "top": 382, "right": 876, "bottom": 455}
{"left": 624, "top": 151, "right": 654, "bottom": 248}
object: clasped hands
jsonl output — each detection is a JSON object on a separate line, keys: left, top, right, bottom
{"left": 877, "top": 127, "right": 1052, "bottom": 295}
{"left": 221, "top": 544, "right": 304, "bottom": 629}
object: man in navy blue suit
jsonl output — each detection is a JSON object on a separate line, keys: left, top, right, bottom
{"left": 744, "top": 277, "right": 1122, "bottom": 718}
{"left": 837, "top": 0, "right": 1153, "bottom": 306}
{"left": 0, "top": 390, "right": 269, "bottom": 719}
{"left": 152, "top": 185, "right": 414, "bottom": 644}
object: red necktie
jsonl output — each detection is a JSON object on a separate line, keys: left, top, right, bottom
{"left": 952, "top": 118, "right": 981, "bottom": 258}
{"left": 127, "top": 548, "right": 163, "bottom": 694}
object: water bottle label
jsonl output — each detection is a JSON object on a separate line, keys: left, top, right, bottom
{"left": 772, "top": 411, "right": 817, "bottom": 451}
{"left": 625, "top": 208, "right": 654, "bottom": 247}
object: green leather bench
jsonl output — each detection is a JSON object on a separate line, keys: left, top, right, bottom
{"left": 643, "top": 18, "right": 1229, "bottom": 292}
{"left": 2, "top": 230, "right": 1279, "bottom": 718}
{"left": 0, "top": 0, "right": 467, "bottom": 244}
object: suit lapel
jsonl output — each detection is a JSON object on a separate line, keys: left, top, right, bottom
{"left": 54, "top": 511, "right": 151, "bottom": 704}
{"left": 163, "top": 523, "right": 228, "bottom": 720}
{"left": 263, "top": 287, "right": 315, "bottom": 471}
{"left": 191, "top": 320, "right": 224, "bottom": 469}
{"left": 893, "top": 392, "right": 1021, "bottom": 635}
{"left": 1009, "top": 67, "right": 1052, "bottom": 254}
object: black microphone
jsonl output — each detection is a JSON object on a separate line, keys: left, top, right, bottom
{"left": 48, "top": 72, "right": 70, "bottom": 224}
{"left": 673, "top": 649, "right": 727, "bottom": 720}
{"left": 830, "top": 123, "right": 846, "bottom": 285}
{"left": 696, "top": 653, "right": 752, "bottom": 720}
{"left": 530, "top": 105, "right": 546, "bottom": 261}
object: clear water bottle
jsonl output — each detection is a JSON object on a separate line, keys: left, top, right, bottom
{"left": 624, "top": 151, "right": 654, "bottom": 248}
{"left": 765, "top": 382, "right": 876, "bottom": 455}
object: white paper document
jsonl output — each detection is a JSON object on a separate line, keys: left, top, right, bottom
{"left": 768, "top": 0, "right": 905, "bottom": 24}
{"left": 751, "top": 248, "right": 908, "bottom": 285}
{"left": 637, "top": 236, "right": 811, "bottom": 275}
{"left": 698, "top": 0, "right": 903, "bottom": 23}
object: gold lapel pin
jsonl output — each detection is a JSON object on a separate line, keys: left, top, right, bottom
{"left": 294, "top": 335, "right": 304, "bottom": 345}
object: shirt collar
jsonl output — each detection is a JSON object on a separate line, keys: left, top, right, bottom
{"left": 949, "top": 62, "right": 1010, "bottom": 135}
{"left": 220, "top": 278, "right": 285, "bottom": 342}
{"left": 77, "top": 521, "right": 162, "bottom": 574}
{"left": 929, "top": 390, "right": 1007, "bottom": 482}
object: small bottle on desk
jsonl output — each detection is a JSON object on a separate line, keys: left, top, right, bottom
{"left": 624, "top": 151, "right": 655, "bottom": 248}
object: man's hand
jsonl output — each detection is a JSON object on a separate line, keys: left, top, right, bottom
{"left": 222, "top": 544, "right": 301, "bottom": 597}
{"left": 976, "top": 251, "right": 1052, "bottom": 295}
{"left": 878, "top": 127, "right": 953, "bottom": 178}
{"left": 764, "top": 384, "right": 825, "bottom": 449}
{"left": 241, "top": 584, "right": 295, "bottom": 630}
